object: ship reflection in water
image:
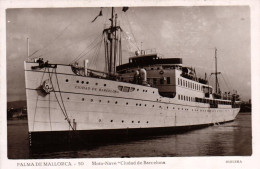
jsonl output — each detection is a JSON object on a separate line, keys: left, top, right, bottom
{"left": 7, "top": 113, "right": 251, "bottom": 159}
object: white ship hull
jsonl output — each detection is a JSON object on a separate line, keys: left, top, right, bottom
{"left": 24, "top": 61, "right": 240, "bottom": 147}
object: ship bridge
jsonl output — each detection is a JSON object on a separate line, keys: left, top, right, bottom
{"left": 116, "top": 50, "right": 182, "bottom": 73}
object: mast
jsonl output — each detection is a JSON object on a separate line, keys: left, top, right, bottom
{"left": 211, "top": 47, "right": 221, "bottom": 95}
{"left": 103, "top": 7, "right": 122, "bottom": 76}
{"left": 215, "top": 48, "right": 218, "bottom": 94}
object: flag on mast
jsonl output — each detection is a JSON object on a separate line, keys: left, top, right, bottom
{"left": 91, "top": 8, "right": 103, "bottom": 23}
{"left": 122, "top": 7, "right": 129, "bottom": 12}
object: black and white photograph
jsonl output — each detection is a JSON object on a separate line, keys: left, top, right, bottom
{"left": 1, "top": 0, "right": 259, "bottom": 169}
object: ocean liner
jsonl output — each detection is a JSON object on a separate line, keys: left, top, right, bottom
{"left": 24, "top": 7, "right": 241, "bottom": 147}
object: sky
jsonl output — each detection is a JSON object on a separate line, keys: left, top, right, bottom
{"left": 6, "top": 6, "right": 251, "bottom": 102}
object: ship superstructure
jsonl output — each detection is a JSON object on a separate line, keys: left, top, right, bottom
{"left": 24, "top": 7, "right": 240, "bottom": 147}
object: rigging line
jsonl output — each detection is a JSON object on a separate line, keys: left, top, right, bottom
{"left": 75, "top": 37, "right": 102, "bottom": 66}
{"left": 32, "top": 19, "right": 78, "bottom": 57}
{"left": 75, "top": 34, "right": 103, "bottom": 63}
{"left": 32, "top": 67, "right": 47, "bottom": 131}
{"left": 71, "top": 33, "right": 103, "bottom": 63}
{"left": 48, "top": 67, "right": 54, "bottom": 130}
{"left": 92, "top": 34, "right": 104, "bottom": 67}
{"left": 38, "top": 31, "right": 102, "bottom": 58}
{"left": 221, "top": 74, "right": 232, "bottom": 91}
{"left": 217, "top": 54, "right": 233, "bottom": 89}
{"left": 89, "top": 34, "right": 103, "bottom": 64}
{"left": 121, "top": 31, "right": 136, "bottom": 53}
{"left": 72, "top": 34, "right": 102, "bottom": 63}
{"left": 89, "top": 40, "right": 103, "bottom": 70}
{"left": 48, "top": 69, "right": 74, "bottom": 130}
{"left": 124, "top": 12, "right": 140, "bottom": 51}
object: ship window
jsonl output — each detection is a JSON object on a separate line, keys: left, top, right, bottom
{"left": 130, "top": 87, "right": 135, "bottom": 92}
{"left": 107, "top": 100, "right": 110, "bottom": 103}
{"left": 151, "top": 68, "right": 154, "bottom": 70}
{"left": 86, "top": 81, "right": 89, "bottom": 84}
{"left": 138, "top": 121, "right": 140, "bottom": 123}
{"left": 152, "top": 105, "right": 155, "bottom": 107}
{"left": 132, "top": 121, "right": 134, "bottom": 123}
{"left": 137, "top": 89, "right": 139, "bottom": 91}
{"left": 81, "top": 81, "right": 84, "bottom": 84}
{"left": 153, "top": 78, "right": 157, "bottom": 85}
{"left": 82, "top": 98, "right": 84, "bottom": 101}
{"left": 76, "top": 80, "right": 79, "bottom": 83}
{"left": 145, "top": 104, "right": 147, "bottom": 107}
{"left": 99, "top": 100, "right": 101, "bottom": 102}
{"left": 167, "top": 77, "right": 170, "bottom": 84}
{"left": 99, "top": 119, "right": 101, "bottom": 122}
{"left": 122, "top": 86, "right": 130, "bottom": 92}
{"left": 126, "top": 102, "right": 128, "bottom": 105}
{"left": 91, "top": 99, "right": 93, "bottom": 102}
{"left": 95, "top": 83, "right": 98, "bottom": 85}
{"left": 115, "top": 101, "right": 118, "bottom": 104}
{"left": 122, "top": 120, "right": 124, "bottom": 123}
{"left": 160, "top": 78, "right": 164, "bottom": 84}
{"left": 146, "top": 121, "right": 149, "bottom": 123}
{"left": 111, "top": 120, "right": 113, "bottom": 122}
{"left": 136, "top": 103, "right": 138, "bottom": 106}
{"left": 104, "top": 84, "right": 107, "bottom": 86}
{"left": 66, "top": 79, "right": 69, "bottom": 82}
{"left": 67, "top": 97, "right": 69, "bottom": 100}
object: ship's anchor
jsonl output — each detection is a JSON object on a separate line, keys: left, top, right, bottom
{"left": 42, "top": 79, "right": 53, "bottom": 94}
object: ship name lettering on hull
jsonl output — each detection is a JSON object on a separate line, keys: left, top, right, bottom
{"left": 75, "top": 86, "right": 119, "bottom": 94}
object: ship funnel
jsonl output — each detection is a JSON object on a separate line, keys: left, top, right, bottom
{"left": 84, "top": 59, "right": 89, "bottom": 76}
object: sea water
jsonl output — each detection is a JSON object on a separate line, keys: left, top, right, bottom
{"left": 7, "top": 113, "right": 252, "bottom": 159}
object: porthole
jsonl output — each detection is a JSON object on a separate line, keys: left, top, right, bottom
{"left": 126, "top": 102, "right": 128, "bottom": 105}
{"left": 99, "top": 119, "right": 101, "bottom": 122}
{"left": 99, "top": 100, "right": 101, "bottom": 102}
{"left": 104, "top": 84, "right": 107, "bottom": 86}
{"left": 111, "top": 120, "right": 113, "bottom": 122}
{"left": 91, "top": 99, "right": 93, "bottom": 102}
{"left": 66, "top": 79, "right": 69, "bottom": 82}
{"left": 115, "top": 101, "right": 118, "bottom": 104}
{"left": 96, "top": 83, "right": 98, "bottom": 85}
{"left": 107, "top": 100, "right": 110, "bottom": 103}
{"left": 173, "top": 107, "right": 175, "bottom": 109}
{"left": 67, "top": 97, "right": 70, "bottom": 100}
{"left": 137, "top": 89, "right": 139, "bottom": 91}
{"left": 81, "top": 81, "right": 84, "bottom": 84}
{"left": 145, "top": 104, "right": 147, "bottom": 106}
{"left": 153, "top": 91, "right": 155, "bottom": 94}
{"left": 82, "top": 98, "right": 84, "bottom": 101}
{"left": 167, "top": 106, "right": 168, "bottom": 109}
{"left": 136, "top": 103, "right": 138, "bottom": 106}
{"left": 76, "top": 80, "right": 79, "bottom": 83}
{"left": 152, "top": 105, "right": 155, "bottom": 107}
{"left": 132, "top": 121, "right": 134, "bottom": 123}
{"left": 122, "top": 120, "right": 124, "bottom": 123}
{"left": 146, "top": 121, "right": 149, "bottom": 123}
{"left": 138, "top": 121, "right": 140, "bottom": 123}
{"left": 139, "top": 104, "right": 141, "bottom": 106}
{"left": 86, "top": 81, "right": 89, "bottom": 84}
